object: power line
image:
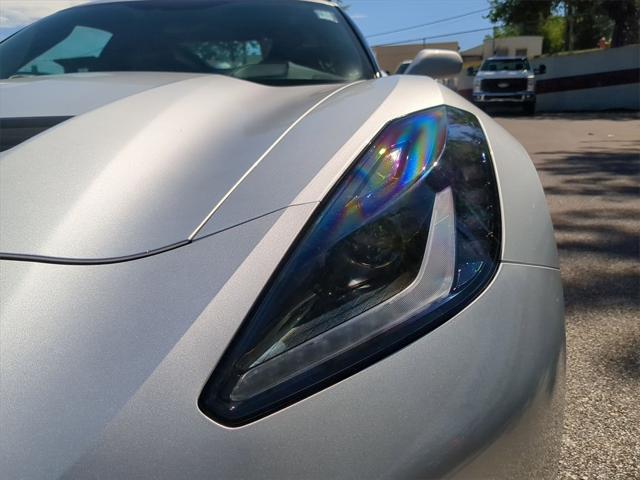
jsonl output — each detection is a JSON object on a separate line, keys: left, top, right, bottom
{"left": 372, "top": 26, "right": 495, "bottom": 47}
{"left": 365, "top": 7, "right": 490, "bottom": 38}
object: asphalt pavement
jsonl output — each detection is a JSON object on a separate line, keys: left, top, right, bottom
{"left": 495, "top": 112, "right": 640, "bottom": 480}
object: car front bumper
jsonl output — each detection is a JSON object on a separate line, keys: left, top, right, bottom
{"left": 473, "top": 92, "right": 536, "bottom": 103}
{"left": 61, "top": 261, "right": 565, "bottom": 479}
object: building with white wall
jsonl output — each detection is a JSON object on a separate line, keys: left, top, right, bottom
{"left": 482, "top": 36, "right": 543, "bottom": 59}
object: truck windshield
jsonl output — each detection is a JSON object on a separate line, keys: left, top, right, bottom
{"left": 0, "top": 0, "right": 376, "bottom": 85}
{"left": 480, "top": 59, "right": 531, "bottom": 72}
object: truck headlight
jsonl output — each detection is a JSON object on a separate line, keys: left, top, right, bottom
{"left": 199, "top": 106, "right": 501, "bottom": 426}
{"left": 527, "top": 77, "right": 535, "bottom": 91}
{"left": 473, "top": 79, "right": 482, "bottom": 93}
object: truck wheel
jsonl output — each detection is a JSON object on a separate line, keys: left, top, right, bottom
{"left": 523, "top": 102, "right": 536, "bottom": 116}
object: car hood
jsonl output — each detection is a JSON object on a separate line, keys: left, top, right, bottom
{"left": 0, "top": 72, "right": 207, "bottom": 118}
{"left": 0, "top": 74, "right": 455, "bottom": 479}
{"left": 476, "top": 70, "right": 532, "bottom": 79}
{"left": 0, "top": 73, "right": 343, "bottom": 259}
{"left": 0, "top": 73, "right": 445, "bottom": 261}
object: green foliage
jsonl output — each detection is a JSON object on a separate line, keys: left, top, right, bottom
{"left": 488, "top": 0, "right": 555, "bottom": 35}
{"left": 493, "top": 25, "right": 521, "bottom": 38}
{"left": 488, "top": 0, "right": 560, "bottom": 52}
{"left": 569, "top": 1, "right": 613, "bottom": 50}
{"left": 488, "top": 0, "right": 639, "bottom": 51}
{"left": 540, "top": 16, "right": 566, "bottom": 53}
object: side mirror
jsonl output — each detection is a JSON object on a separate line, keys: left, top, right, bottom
{"left": 466, "top": 66, "right": 476, "bottom": 76}
{"left": 535, "top": 64, "right": 546, "bottom": 75}
{"left": 405, "top": 49, "right": 463, "bottom": 79}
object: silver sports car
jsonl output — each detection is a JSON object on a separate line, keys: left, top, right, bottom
{"left": 0, "top": 1, "right": 565, "bottom": 478}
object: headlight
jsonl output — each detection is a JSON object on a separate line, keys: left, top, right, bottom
{"left": 473, "top": 79, "right": 482, "bottom": 93}
{"left": 527, "top": 77, "right": 535, "bottom": 91}
{"left": 200, "top": 106, "right": 501, "bottom": 425}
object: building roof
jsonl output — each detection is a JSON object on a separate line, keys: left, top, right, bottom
{"left": 460, "top": 44, "right": 484, "bottom": 57}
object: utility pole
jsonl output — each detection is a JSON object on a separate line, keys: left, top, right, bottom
{"left": 564, "top": 0, "right": 574, "bottom": 51}
{"left": 492, "top": 26, "right": 496, "bottom": 54}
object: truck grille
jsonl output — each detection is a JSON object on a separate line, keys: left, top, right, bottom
{"left": 481, "top": 78, "right": 527, "bottom": 93}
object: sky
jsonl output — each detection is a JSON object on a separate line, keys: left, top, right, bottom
{"left": 0, "top": 0, "right": 494, "bottom": 50}
{"left": 347, "top": 0, "right": 493, "bottom": 50}
{"left": 0, "top": 1, "right": 86, "bottom": 38}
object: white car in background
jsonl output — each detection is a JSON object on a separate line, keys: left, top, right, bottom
{"left": 471, "top": 56, "right": 546, "bottom": 115}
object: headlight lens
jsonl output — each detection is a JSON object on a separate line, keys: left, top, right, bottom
{"left": 473, "top": 79, "right": 482, "bottom": 93}
{"left": 200, "top": 106, "right": 501, "bottom": 426}
{"left": 527, "top": 77, "right": 535, "bottom": 91}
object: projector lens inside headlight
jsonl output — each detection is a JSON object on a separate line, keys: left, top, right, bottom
{"left": 200, "top": 106, "right": 501, "bottom": 425}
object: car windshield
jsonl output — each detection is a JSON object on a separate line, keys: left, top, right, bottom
{"left": 480, "top": 59, "right": 530, "bottom": 72}
{"left": 0, "top": 0, "right": 376, "bottom": 85}
{"left": 395, "top": 62, "right": 411, "bottom": 75}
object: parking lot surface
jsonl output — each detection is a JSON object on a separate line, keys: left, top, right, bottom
{"left": 496, "top": 113, "right": 640, "bottom": 479}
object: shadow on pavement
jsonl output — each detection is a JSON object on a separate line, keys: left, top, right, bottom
{"left": 530, "top": 111, "right": 640, "bottom": 121}
{"left": 533, "top": 147, "right": 639, "bottom": 314}
{"left": 602, "top": 329, "right": 640, "bottom": 381}
{"left": 498, "top": 113, "right": 640, "bottom": 479}
{"left": 537, "top": 147, "right": 639, "bottom": 178}
{"left": 491, "top": 111, "right": 640, "bottom": 120}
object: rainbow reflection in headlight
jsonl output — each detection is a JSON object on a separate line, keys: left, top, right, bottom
{"left": 200, "top": 106, "right": 501, "bottom": 426}
{"left": 322, "top": 107, "right": 447, "bottom": 245}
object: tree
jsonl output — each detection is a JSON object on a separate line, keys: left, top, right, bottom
{"left": 540, "top": 16, "right": 566, "bottom": 53}
{"left": 601, "top": 0, "right": 640, "bottom": 47}
{"left": 488, "top": 0, "right": 640, "bottom": 51}
{"left": 488, "top": 0, "right": 555, "bottom": 35}
{"left": 488, "top": 0, "right": 561, "bottom": 53}
{"left": 566, "top": 0, "right": 613, "bottom": 50}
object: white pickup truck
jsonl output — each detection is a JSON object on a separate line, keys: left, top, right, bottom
{"left": 470, "top": 56, "right": 546, "bottom": 115}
